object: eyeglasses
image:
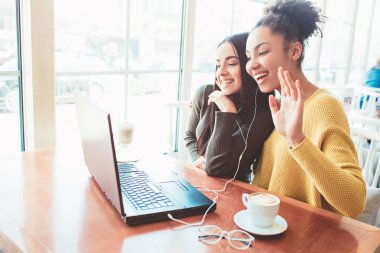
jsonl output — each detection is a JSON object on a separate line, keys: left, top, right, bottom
{"left": 198, "top": 225, "right": 255, "bottom": 250}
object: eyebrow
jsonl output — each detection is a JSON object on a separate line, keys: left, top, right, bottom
{"left": 216, "top": 56, "right": 239, "bottom": 62}
{"left": 246, "top": 42, "right": 271, "bottom": 54}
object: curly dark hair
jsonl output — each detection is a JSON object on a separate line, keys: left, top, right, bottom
{"left": 255, "top": 0, "right": 323, "bottom": 66}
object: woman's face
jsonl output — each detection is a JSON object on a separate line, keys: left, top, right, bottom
{"left": 215, "top": 42, "right": 242, "bottom": 96}
{"left": 245, "top": 26, "right": 291, "bottom": 93}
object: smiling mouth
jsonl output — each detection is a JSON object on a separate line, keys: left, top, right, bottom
{"left": 220, "top": 79, "right": 233, "bottom": 84}
{"left": 254, "top": 72, "right": 269, "bottom": 82}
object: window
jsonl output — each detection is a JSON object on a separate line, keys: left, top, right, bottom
{"left": 191, "top": 0, "right": 266, "bottom": 97}
{"left": 55, "top": 0, "right": 183, "bottom": 153}
{"left": 5, "top": 0, "right": 379, "bottom": 155}
{"left": 318, "top": 0, "right": 356, "bottom": 87}
{"left": 366, "top": 0, "right": 380, "bottom": 70}
{"left": 348, "top": 0, "right": 373, "bottom": 85}
{"left": 0, "top": 0, "right": 23, "bottom": 154}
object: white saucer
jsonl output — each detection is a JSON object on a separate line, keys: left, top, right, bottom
{"left": 234, "top": 210, "right": 288, "bottom": 236}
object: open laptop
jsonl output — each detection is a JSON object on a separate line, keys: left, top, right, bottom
{"left": 74, "top": 94, "right": 216, "bottom": 226}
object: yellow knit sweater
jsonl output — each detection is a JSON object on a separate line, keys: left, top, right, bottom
{"left": 253, "top": 89, "right": 366, "bottom": 217}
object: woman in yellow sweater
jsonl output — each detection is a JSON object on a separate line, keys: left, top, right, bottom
{"left": 245, "top": 0, "right": 366, "bottom": 217}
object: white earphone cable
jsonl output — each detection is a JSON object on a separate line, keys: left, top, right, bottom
{"left": 167, "top": 86, "right": 259, "bottom": 227}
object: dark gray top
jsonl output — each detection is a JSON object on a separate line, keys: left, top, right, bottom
{"left": 184, "top": 85, "right": 274, "bottom": 182}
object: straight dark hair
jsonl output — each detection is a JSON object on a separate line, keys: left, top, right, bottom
{"left": 196, "top": 32, "right": 270, "bottom": 156}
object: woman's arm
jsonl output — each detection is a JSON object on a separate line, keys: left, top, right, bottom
{"left": 289, "top": 128, "right": 366, "bottom": 217}
{"left": 272, "top": 67, "right": 365, "bottom": 217}
{"left": 184, "top": 85, "right": 208, "bottom": 161}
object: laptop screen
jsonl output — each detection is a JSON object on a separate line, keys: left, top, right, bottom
{"left": 75, "top": 94, "right": 125, "bottom": 217}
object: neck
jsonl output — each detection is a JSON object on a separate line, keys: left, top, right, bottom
{"left": 277, "top": 69, "right": 318, "bottom": 100}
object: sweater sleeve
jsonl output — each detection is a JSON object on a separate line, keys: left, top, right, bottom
{"left": 205, "top": 107, "right": 274, "bottom": 181}
{"left": 184, "top": 85, "right": 207, "bottom": 161}
{"left": 289, "top": 104, "right": 366, "bottom": 217}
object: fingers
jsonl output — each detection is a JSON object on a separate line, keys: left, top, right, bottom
{"left": 295, "top": 80, "right": 304, "bottom": 105}
{"left": 194, "top": 156, "right": 206, "bottom": 170}
{"left": 194, "top": 156, "right": 205, "bottom": 165}
{"left": 284, "top": 71, "right": 297, "bottom": 100}
{"left": 194, "top": 160, "right": 202, "bottom": 168}
{"left": 268, "top": 94, "right": 279, "bottom": 115}
{"left": 278, "top": 67, "right": 288, "bottom": 97}
{"left": 208, "top": 91, "right": 236, "bottom": 112}
{"left": 207, "top": 90, "right": 222, "bottom": 105}
{"left": 278, "top": 66, "right": 299, "bottom": 100}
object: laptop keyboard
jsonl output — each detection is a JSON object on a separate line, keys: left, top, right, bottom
{"left": 118, "top": 163, "right": 174, "bottom": 211}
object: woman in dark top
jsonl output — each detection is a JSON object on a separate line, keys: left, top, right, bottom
{"left": 184, "top": 32, "right": 274, "bottom": 182}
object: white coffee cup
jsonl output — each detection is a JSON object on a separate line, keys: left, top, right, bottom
{"left": 242, "top": 192, "right": 280, "bottom": 228}
{"left": 116, "top": 121, "right": 134, "bottom": 146}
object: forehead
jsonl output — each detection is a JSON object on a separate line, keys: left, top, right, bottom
{"left": 246, "top": 26, "right": 284, "bottom": 50}
{"left": 216, "top": 42, "right": 237, "bottom": 58}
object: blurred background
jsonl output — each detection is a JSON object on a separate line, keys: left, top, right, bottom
{"left": 0, "top": 0, "right": 379, "bottom": 157}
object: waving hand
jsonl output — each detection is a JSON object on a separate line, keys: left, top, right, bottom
{"left": 269, "top": 67, "right": 305, "bottom": 148}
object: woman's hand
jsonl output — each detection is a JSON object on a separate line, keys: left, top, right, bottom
{"left": 208, "top": 90, "right": 237, "bottom": 113}
{"left": 194, "top": 156, "right": 206, "bottom": 170}
{"left": 269, "top": 67, "right": 305, "bottom": 148}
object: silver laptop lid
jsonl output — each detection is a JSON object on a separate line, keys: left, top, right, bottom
{"left": 75, "top": 94, "right": 125, "bottom": 217}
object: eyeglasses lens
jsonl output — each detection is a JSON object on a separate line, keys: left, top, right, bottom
{"left": 198, "top": 226, "right": 222, "bottom": 244}
{"left": 229, "top": 230, "right": 253, "bottom": 249}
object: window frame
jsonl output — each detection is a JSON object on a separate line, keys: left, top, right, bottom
{"left": 14, "top": 0, "right": 380, "bottom": 153}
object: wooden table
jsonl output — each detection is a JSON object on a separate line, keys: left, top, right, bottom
{"left": 0, "top": 147, "right": 380, "bottom": 253}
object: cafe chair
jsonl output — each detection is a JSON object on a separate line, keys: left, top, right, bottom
{"left": 347, "top": 113, "right": 380, "bottom": 132}
{"left": 349, "top": 86, "right": 380, "bottom": 118}
{"left": 327, "top": 86, "right": 354, "bottom": 112}
{"left": 351, "top": 126, "right": 380, "bottom": 187}
{"left": 351, "top": 125, "right": 380, "bottom": 226}
{"left": 164, "top": 100, "right": 191, "bottom": 160}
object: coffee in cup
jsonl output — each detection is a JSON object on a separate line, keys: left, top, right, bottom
{"left": 117, "top": 121, "right": 134, "bottom": 147}
{"left": 242, "top": 192, "right": 280, "bottom": 228}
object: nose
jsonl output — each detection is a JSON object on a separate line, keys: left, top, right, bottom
{"left": 217, "top": 64, "right": 228, "bottom": 76}
{"left": 246, "top": 58, "right": 259, "bottom": 75}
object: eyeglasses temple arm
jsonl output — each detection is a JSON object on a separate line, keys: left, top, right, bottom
{"left": 198, "top": 235, "right": 253, "bottom": 246}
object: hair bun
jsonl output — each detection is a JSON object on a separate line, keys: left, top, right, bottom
{"left": 265, "top": 0, "right": 322, "bottom": 41}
